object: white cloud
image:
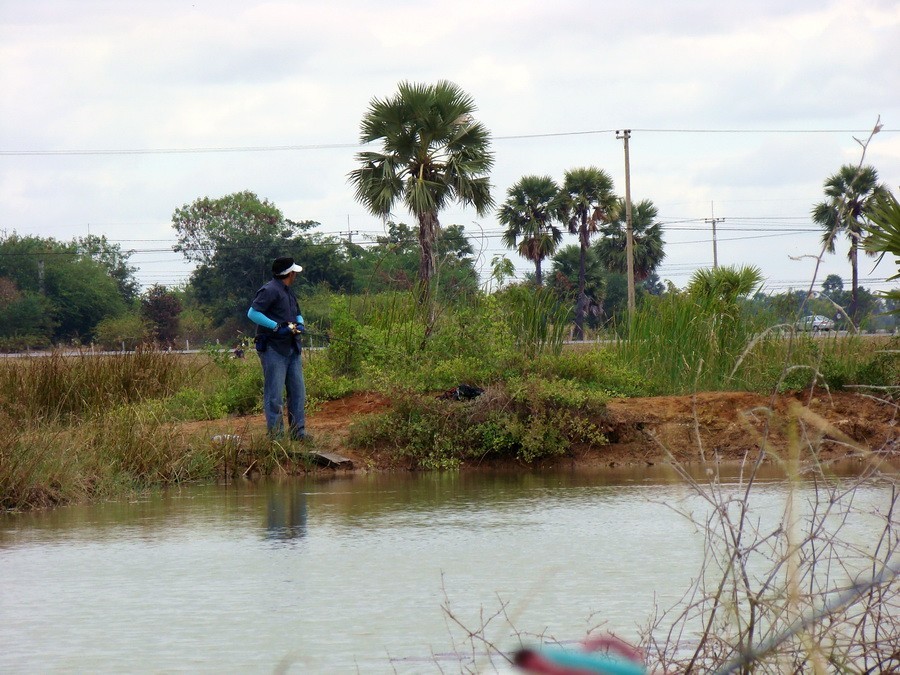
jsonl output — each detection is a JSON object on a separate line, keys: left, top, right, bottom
{"left": 1, "top": 0, "right": 898, "bottom": 291}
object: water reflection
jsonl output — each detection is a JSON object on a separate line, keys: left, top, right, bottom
{"left": 265, "top": 484, "right": 307, "bottom": 542}
{"left": 0, "top": 462, "right": 892, "bottom": 673}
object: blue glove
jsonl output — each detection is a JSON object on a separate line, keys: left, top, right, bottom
{"left": 296, "top": 315, "right": 305, "bottom": 332}
{"left": 275, "top": 322, "right": 293, "bottom": 336}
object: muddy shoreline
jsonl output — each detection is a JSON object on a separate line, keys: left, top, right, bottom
{"left": 185, "top": 390, "right": 899, "bottom": 472}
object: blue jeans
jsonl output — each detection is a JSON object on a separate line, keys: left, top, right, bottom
{"left": 258, "top": 348, "right": 306, "bottom": 439}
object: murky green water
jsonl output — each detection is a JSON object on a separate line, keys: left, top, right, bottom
{"left": 0, "top": 464, "right": 891, "bottom": 672}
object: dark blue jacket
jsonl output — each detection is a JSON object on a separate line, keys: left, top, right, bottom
{"left": 250, "top": 279, "right": 302, "bottom": 356}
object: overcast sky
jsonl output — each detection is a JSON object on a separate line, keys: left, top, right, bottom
{"left": 2, "top": 0, "right": 898, "bottom": 295}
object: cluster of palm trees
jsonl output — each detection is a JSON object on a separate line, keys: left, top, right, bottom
{"left": 349, "top": 80, "right": 895, "bottom": 334}
{"left": 499, "top": 170, "right": 666, "bottom": 338}
{"left": 349, "top": 80, "right": 664, "bottom": 338}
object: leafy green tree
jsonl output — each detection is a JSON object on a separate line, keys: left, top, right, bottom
{"left": 348, "top": 80, "right": 494, "bottom": 299}
{"left": 93, "top": 312, "right": 148, "bottom": 350}
{"left": 498, "top": 175, "right": 563, "bottom": 286}
{"left": 172, "top": 191, "right": 289, "bottom": 321}
{"left": 811, "top": 165, "right": 890, "bottom": 323}
{"left": 553, "top": 167, "right": 618, "bottom": 339}
{"left": 0, "top": 233, "right": 128, "bottom": 342}
{"left": 45, "top": 257, "right": 126, "bottom": 341}
{"left": 291, "top": 233, "right": 354, "bottom": 293}
{"left": 352, "top": 222, "right": 420, "bottom": 292}
{"left": 0, "top": 277, "right": 55, "bottom": 346}
{"left": 347, "top": 222, "right": 478, "bottom": 296}
{"left": 821, "top": 274, "right": 844, "bottom": 297}
{"left": 75, "top": 235, "right": 140, "bottom": 303}
{"left": 173, "top": 191, "right": 286, "bottom": 266}
{"left": 141, "top": 285, "right": 182, "bottom": 345}
{"left": 434, "top": 224, "right": 479, "bottom": 297}
{"left": 595, "top": 198, "right": 665, "bottom": 281}
{"left": 172, "top": 192, "right": 352, "bottom": 323}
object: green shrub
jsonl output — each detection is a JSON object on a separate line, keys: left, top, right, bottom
{"left": 349, "top": 380, "right": 610, "bottom": 468}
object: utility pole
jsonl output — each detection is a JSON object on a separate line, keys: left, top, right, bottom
{"left": 616, "top": 129, "right": 635, "bottom": 317}
{"left": 704, "top": 201, "right": 722, "bottom": 269}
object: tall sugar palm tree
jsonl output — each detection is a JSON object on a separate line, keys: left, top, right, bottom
{"left": 595, "top": 198, "right": 665, "bottom": 281}
{"left": 348, "top": 81, "right": 494, "bottom": 301}
{"left": 553, "top": 167, "right": 618, "bottom": 340}
{"left": 498, "top": 175, "right": 562, "bottom": 286}
{"left": 811, "top": 164, "right": 889, "bottom": 323}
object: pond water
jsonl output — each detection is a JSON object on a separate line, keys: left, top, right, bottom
{"left": 0, "top": 463, "right": 892, "bottom": 673}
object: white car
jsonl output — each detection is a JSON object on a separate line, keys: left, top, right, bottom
{"left": 797, "top": 314, "right": 835, "bottom": 332}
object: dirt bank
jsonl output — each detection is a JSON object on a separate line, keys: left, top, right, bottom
{"left": 183, "top": 389, "right": 898, "bottom": 470}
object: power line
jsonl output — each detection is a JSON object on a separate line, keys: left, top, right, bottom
{"left": 2, "top": 128, "right": 896, "bottom": 157}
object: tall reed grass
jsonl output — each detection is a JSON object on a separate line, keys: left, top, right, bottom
{"left": 0, "top": 348, "right": 196, "bottom": 423}
{"left": 615, "top": 293, "right": 773, "bottom": 393}
{"left": 0, "top": 350, "right": 259, "bottom": 510}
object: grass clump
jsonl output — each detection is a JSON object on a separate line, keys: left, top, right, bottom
{"left": 0, "top": 348, "right": 194, "bottom": 423}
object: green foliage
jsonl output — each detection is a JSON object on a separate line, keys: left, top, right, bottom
{"left": 554, "top": 166, "right": 618, "bottom": 340}
{"left": 0, "top": 278, "right": 55, "bottom": 346}
{"left": 74, "top": 234, "right": 140, "bottom": 303}
{"left": 812, "top": 165, "right": 891, "bottom": 323}
{"left": 0, "top": 232, "right": 138, "bottom": 343}
{"left": 864, "top": 190, "right": 900, "bottom": 311}
{"left": 141, "top": 285, "right": 182, "bottom": 344}
{"left": 548, "top": 244, "right": 606, "bottom": 326}
{"left": 46, "top": 257, "right": 127, "bottom": 341}
{"left": 93, "top": 312, "right": 150, "bottom": 350}
{"left": 349, "top": 377, "right": 610, "bottom": 468}
{"left": 688, "top": 264, "right": 764, "bottom": 304}
{"left": 304, "top": 356, "right": 357, "bottom": 408}
{"left": 595, "top": 198, "right": 665, "bottom": 280}
{"left": 0, "top": 350, "right": 192, "bottom": 424}
{"left": 176, "top": 306, "right": 213, "bottom": 345}
{"left": 499, "top": 285, "right": 569, "bottom": 358}
{"left": 349, "top": 80, "right": 494, "bottom": 288}
{"left": 531, "top": 349, "right": 649, "bottom": 398}
{"left": 499, "top": 175, "right": 563, "bottom": 285}
{"left": 617, "top": 287, "right": 770, "bottom": 393}
{"left": 173, "top": 191, "right": 291, "bottom": 324}
{"left": 202, "top": 344, "right": 263, "bottom": 416}
{"left": 324, "top": 295, "right": 371, "bottom": 376}
{"left": 772, "top": 334, "right": 900, "bottom": 392}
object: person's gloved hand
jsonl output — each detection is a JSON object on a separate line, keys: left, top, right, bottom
{"left": 296, "top": 315, "right": 306, "bottom": 333}
{"left": 275, "top": 322, "right": 294, "bottom": 336}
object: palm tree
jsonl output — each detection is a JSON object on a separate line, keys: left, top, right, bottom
{"left": 498, "top": 175, "right": 562, "bottom": 286}
{"left": 864, "top": 191, "right": 900, "bottom": 313}
{"left": 595, "top": 198, "right": 665, "bottom": 281}
{"left": 811, "top": 165, "right": 889, "bottom": 323}
{"left": 548, "top": 244, "right": 606, "bottom": 324}
{"left": 348, "top": 81, "right": 494, "bottom": 301}
{"left": 688, "top": 264, "right": 763, "bottom": 305}
{"left": 553, "top": 167, "right": 618, "bottom": 340}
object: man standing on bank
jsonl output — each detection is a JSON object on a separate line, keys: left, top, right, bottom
{"left": 247, "top": 256, "right": 308, "bottom": 441}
